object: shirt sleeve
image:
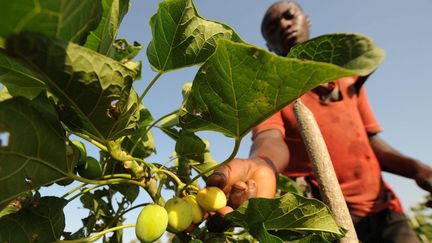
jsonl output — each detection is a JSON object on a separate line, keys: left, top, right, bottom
{"left": 357, "top": 86, "right": 382, "bottom": 134}
{"left": 252, "top": 111, "right": 286, "bottom": 140}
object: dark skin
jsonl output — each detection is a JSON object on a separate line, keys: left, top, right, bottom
{"left": 207, "top": 0, "right": 432, "bottom": 216}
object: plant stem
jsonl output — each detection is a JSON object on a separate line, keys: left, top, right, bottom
{"left": 66, "top": 184, "right": 103, "bottom": 203}
{"left": 65, "top": 128, "right": 108, "bottom": 152}
{"left": 60, "top": 183, "right": 89, "bottom": 199}
{"left": 61, "top": 173, "right": 135, "bottom": 199}
{"left": 139, "top": 71, "right": 163, "bottom": 102}
{"left": 106, "top": 197, "right": 128, "bottom": 229}
{"left": 120, "top": 203, "right": 148, "bottom": 216}
{"left": 56, "top": 224, "right": 135, "bottom": 243}
{"left": 293, "top": 100, "right": 358, "bottom": 243}
{"left": 156, "top": 168, "right": 185, "bottom": 192}
{"left": 68, "top": 174, "right": 144, "bottom": 188}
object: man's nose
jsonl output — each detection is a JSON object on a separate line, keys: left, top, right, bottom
{"left": 279, "top": 18, "right": 292, "bottom": 30}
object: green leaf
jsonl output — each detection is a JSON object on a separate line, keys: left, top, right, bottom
{"left": 250, "top": 223, "right": 284, "bottom": 243}
{"left": 0, "top": 0, "right": 102, "bottom": 44}
{"left": 176, "top": 157, "right": 192, "bottom": 183}
{"left": 6, "top": 33, "right": 140, "bottom": 142}
{"left": 288, "top": 33, "right": 385, "bottom": 76}
{"left": 0, "top": 196, "right": 67, "bottom": 242}
{"left": 190, "top": 141, "right": 218, "bottom": 177}
{"left": 80, "top": 192, "right": 111, "bottom": 218}
{"left": 225, "top": 193, "right": 345, "bottom": 241}
{"left": 175, "top": 130, "right": 206, "bottom": 162}
{"left": 84, "top": 0, "right": 130, "bottom": 56}
{"left": 0, "top": 96, "right": 69, "bottom": 209}
{"left": 160, "top": 112, "right": 181, "bottom": 140}
{"left": 277, "top": 175, "right": 303, "bottom": 196}
{"left": 0, "top": 52, "right": 46, "bottom": 99}
{"left": 147, "top": 0, "right": 242, "bottom": 72}
{"left": 179, "top": 37, "right": 383, "bottom": 138}
{"left": 121, "top": 104, "right": 155, "bottom": 158}
{"left": 110, "top": 184, "right": 139, "bottom": 203}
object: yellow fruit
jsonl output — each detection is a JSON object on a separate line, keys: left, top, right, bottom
{"left": 196, "top": 187, "right": 227, "bottom": 212}
{"left": 164, "top": 197, "right": 193, "bottom": 232}
{"left": 135, "top": 204, "right": 168, "bottom": 243}
{"left": 183, "top": 195, "right": 204, "bottom": 224}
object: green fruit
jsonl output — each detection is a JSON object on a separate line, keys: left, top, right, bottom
{"left": 71, "top": 140, "right": 87, "bottom": 166}
{"left": 77, "top": 156, "right": 102, "bottom": 179}
{"left": 196, "top": 187, "right": 227, "bottom": 212}
{"left": 184, "top": 195, "right": 204, "bottom": 224}
{"left": 135, "top": 204, "right": 168, "bottom": 243}
{"left": 165, "top": 197, "right": 193, "bottom": 232}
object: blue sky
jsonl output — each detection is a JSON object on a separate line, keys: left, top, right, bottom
{"left": 46, "top": 0, "right": 432, "bottom": 241}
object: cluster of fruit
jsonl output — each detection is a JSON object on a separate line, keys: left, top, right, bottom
{"left": 135, "top": 187, "right": 227, "bottom": 242}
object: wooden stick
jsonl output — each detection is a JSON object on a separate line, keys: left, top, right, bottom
{"left": 293, "top": 99, "right": 358, "bottom": 243}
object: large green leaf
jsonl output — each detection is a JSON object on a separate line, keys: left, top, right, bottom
{"left": 226, "top": 193, "right": 345, "bottom": 242}
{"left": 175, "top": 130, "right": 206, "bottom": 162}
{"left": 6, "top": 33, "right": 140, "bottom": 142}
{"left": 0, "top": 53, "right": 46, "bottom": 99}
{"left": 179, "top": 36, "right": 383, "bottom": 138}
{"left": 0, "top": 0, "right": 102, "bottom": 44}
{"left": 121, "top": 104, "right": 156, "bottom": 159}
{"left": 0, "top": 196, "right": 67, "bottom": 242}
{"left": 84, "top": 0, "right": 130, "bottom": 56}
{"left": 288, "top": 33, "right": 385, "bottom": 76}
{"left": 147, "top": 0, "right": 242, "bottom": 72}
{"left": 0, "top": 96, "right": 69, "bottom": 209}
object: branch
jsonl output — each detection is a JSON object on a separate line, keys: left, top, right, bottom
{"left": 293, "top": 99, "right": 358, "bottom": 243}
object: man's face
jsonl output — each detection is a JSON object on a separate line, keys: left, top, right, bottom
{"left": 262, "top": 1, "right": 311, "bottom": 56}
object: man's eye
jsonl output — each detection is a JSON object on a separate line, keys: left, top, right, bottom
{"left": 283, "top": 10, "right": 294, "bottom": 20}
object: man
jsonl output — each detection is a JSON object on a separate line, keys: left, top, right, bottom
{"left": 206, "top": 1, "right": 432, "bottom": 242}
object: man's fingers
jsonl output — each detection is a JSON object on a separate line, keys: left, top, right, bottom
{"left": 246, "top": 179, "right": 257, "bottom": 198}
{"left": 217, "top": 206, "right": 234, "bottom": 217}
{"left": 426, "top": 199, "right": 432, "bottom": 208}
{"left": 206, "top": 171, "right": 228, "bottom": 189}
{"left": 416, "top": 174, "right": 432, "bottom": 193}
{"left": 229, "top": 181, "right": 249, "bottom": 208}
{"left": 206, "top": 157, "right": 277, "bottom": 208}
{"left": 206, "top": 159, "right": 251, "bottom": 194}
{"left": 229, "top": 180, "right": 258, "bottom": 208}
{"left": 251, "top": 161, "right": 277, "bottom": 198}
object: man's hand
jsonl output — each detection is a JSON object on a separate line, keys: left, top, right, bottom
{"left": 370, "top": 135, "right": 432, "bottom": 207}
{"left": 414, "top": 169, "right": 432, "bottom": 207}
{"left": 206, "top": 157, "right": 277, "bottom": 216}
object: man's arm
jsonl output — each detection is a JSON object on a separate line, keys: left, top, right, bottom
{"left": 249, "top": 129, "right": 290, "bottom": 173}
{"left": 369, "top": 134, "right": 432, "bottom": 193}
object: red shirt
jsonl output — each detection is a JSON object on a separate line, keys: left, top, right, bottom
{"left": 252, "top": 77, "right": 402, "bottom": 217}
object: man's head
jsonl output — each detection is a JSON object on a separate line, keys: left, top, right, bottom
{"left": 261, "top": 1, "right": 311, "bottom": 56}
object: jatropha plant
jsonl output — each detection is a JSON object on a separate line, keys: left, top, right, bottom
{"left": 0, "top": 0, "right": 385, "bottom": 242}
